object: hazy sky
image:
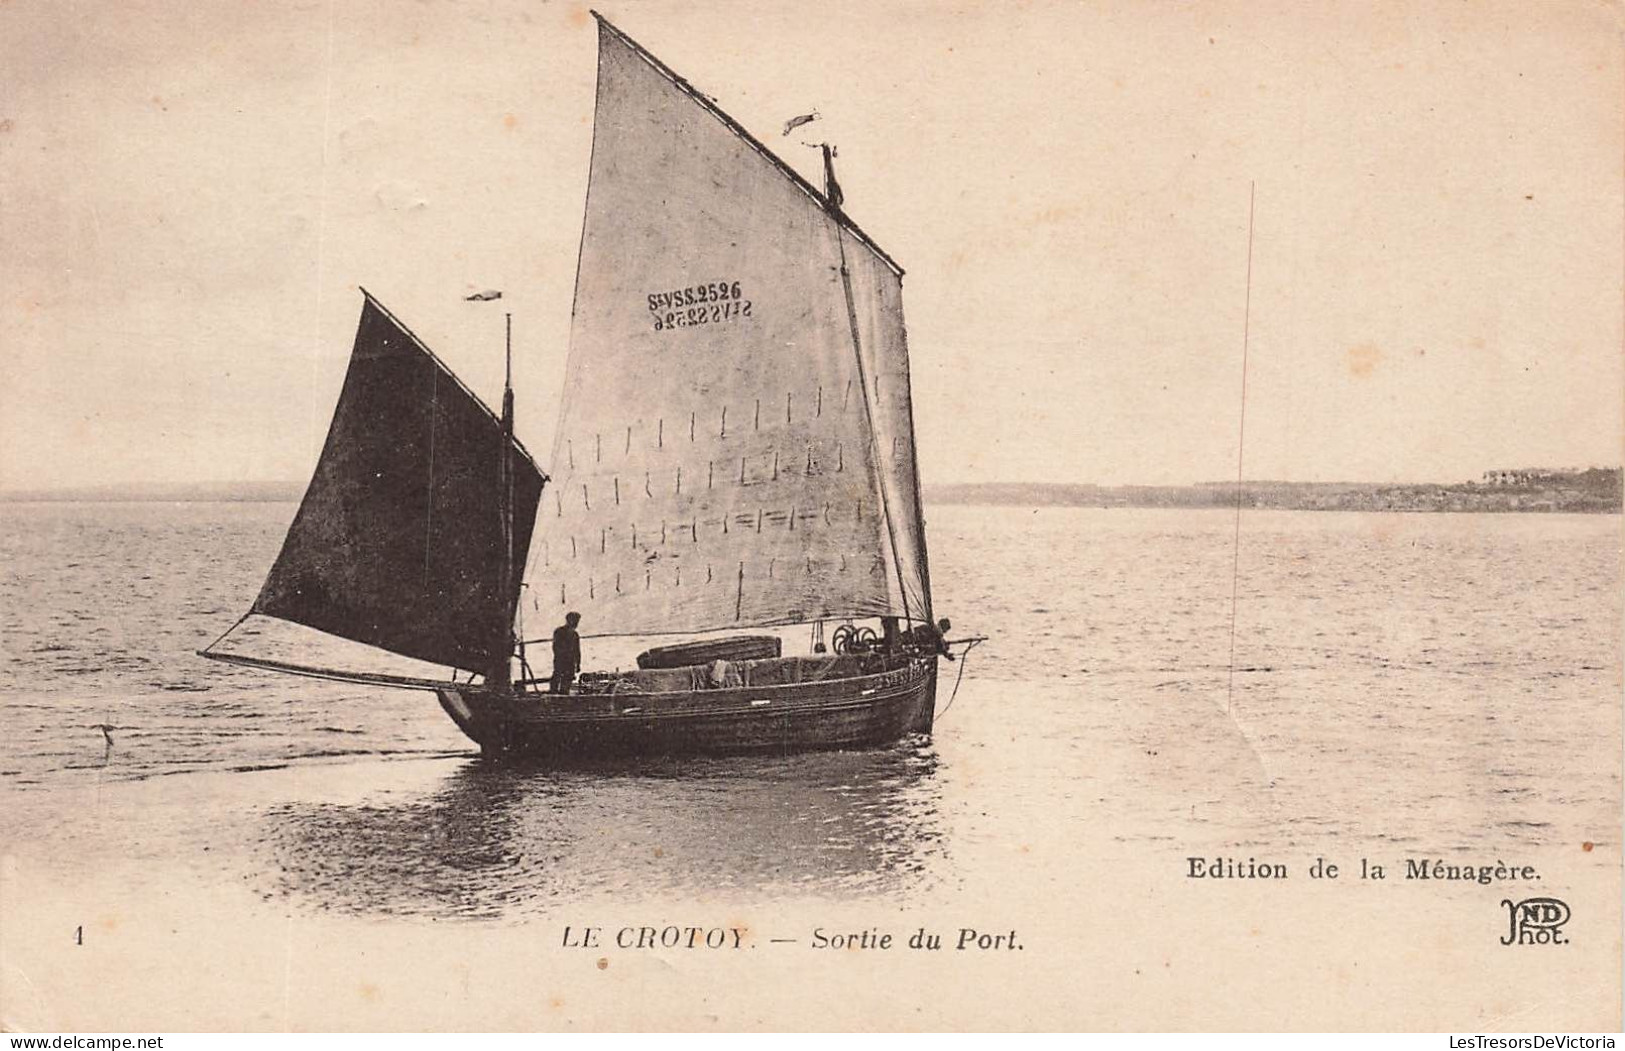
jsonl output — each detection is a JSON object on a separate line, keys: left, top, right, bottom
{"left": 3, "top": 0, "right": 1621, "bottom": 490}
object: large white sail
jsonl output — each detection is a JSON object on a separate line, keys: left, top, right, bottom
{"left": 522, "top": 16, "right": 929, "bottom": 638}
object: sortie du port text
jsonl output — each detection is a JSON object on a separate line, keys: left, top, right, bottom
{"left": 561, "top": 926, "right": 1023, "bottom": 952}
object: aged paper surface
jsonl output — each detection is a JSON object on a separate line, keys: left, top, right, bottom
{"left": 1, "top": 0, "right": 1621, "bottom": 1032}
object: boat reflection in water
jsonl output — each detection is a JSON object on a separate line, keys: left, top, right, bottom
{"left": 257, "top": 743, "right": 946, "bottom": 919}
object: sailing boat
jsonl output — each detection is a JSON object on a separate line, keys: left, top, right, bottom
{"left": 202, "top": 13, "right": 970, "bottom": 760}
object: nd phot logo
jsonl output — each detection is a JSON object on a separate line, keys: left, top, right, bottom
{"left": 1500, "top": 897, "right": 1570, "bottom": 945}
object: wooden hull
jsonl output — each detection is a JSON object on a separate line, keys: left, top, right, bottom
{"left": 436, "top": 656, "right": 938, "bottom": 762}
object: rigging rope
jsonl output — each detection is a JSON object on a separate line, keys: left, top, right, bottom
{"left": 934, "top": 638, "right": 981, "bottom": 723}
{"left": 199, "top": 612, "right": 251, "bottom": 656}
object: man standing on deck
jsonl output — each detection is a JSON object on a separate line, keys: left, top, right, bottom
{"left": 903, "top": 618, "right": 955, "bottom": 661}
{"left": 551, "top": 612, "right": 582, "bottom": 695}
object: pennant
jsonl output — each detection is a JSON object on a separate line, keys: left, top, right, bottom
{"left": 782, "top": 111, "right": 820, "bottom": 136}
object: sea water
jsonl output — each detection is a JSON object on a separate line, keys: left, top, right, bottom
{"left": 0, "top": 501, "right": 1619, "bottom": 1028}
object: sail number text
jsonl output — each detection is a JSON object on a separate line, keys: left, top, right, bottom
{"left": 648, "top": 281, "right": 752, "bottom": 332}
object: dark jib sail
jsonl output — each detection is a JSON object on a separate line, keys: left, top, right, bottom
{"left": 251, "top": 292, "right": 545, "bottom": 674}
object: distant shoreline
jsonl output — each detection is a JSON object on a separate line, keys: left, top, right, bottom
{"left": 3, "top": 471, "right": 1620, "bottom": 514}
{"left": 0, "top": 481, "right": 307, "bottom": 503}
{"left": 928, "top": 473, "right": 1623, "bottom": 515}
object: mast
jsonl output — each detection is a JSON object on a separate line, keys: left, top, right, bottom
{"left": 491, "top": 312, "right": 516, "bottom": 688}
